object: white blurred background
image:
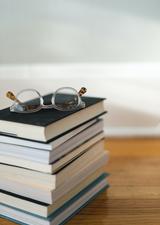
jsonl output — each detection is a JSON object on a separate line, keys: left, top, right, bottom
{"left": 0, "top": 0, "right": 160, "bottom": 136}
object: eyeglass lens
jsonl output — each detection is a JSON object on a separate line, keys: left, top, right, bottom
{"left": 54, "top": 88, "right": 79, "bottom": 111}
{"left": 14, "top": 90, "right": 41, "bottom": 112}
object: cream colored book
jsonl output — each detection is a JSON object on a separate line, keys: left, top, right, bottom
{"left": 1, "top": 166, "right": 105, "bottom": 218}
{"left": 1, "top": 174, "right": 108, "bottom": 225}
{"left": 0, "top": 139, "right": 106, "bottom": 187}
{"left": 0, "top": 151, "right": 108, "bottom": 204}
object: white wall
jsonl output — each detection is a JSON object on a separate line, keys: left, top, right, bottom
{"left": 1, "top": 0, "right": 160, "bottom": 63}
{"left": 0, "top": 63, "right": 160, "bottom": 137}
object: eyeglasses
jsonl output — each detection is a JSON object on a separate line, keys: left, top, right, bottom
{"left": 6, "top": 87, "right": 87, "bottom": 113}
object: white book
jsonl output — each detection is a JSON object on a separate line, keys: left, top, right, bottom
{"left": 1, "top": 166, "right": 105, "bottom": 218}
{"left": 1, "top": 175, "right": 108, "bottom": 225}
{"left": 0, "top": 151, "right": 108, "bottom": 204}
{"left": 0, "top": 133, "right": 104, "bottom": 173}
{"left": 0, "top": 119, "right": 97, "bottom": 150}
{"left": 0, "top": 119, "right": 103, "bottom": 163}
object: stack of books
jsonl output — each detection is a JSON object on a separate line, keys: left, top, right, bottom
{"left": 0, "top": 94, "right": 109, "bottom": 225}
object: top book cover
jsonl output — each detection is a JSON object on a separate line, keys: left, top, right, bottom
{"left": 0, "top": 94, "right": 106, "bottom": 142}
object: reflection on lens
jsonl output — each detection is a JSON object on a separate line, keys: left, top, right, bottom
{"left": 54, "top": 88, "right": 79, "bottom": 111}
{"left": 14, "top": 89, "right": 41, "bottom": 112}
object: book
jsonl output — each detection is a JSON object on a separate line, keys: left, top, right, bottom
{"left": 1, "top": 167, "right": 106, "bottom": 218}
{"left": 0, "top": 174, "right": 108, "bottom": 225}
{"left": 0, "top": 95, "right": 106, "bottom": 141}
{"left": 0, "top": 133, "right": 104, "bottom": 173}
{"left": 0, "top": 151, "right": 108, "bottom": 204}
{"left": 0, "top": 118, "right": 97, "bottom": 150}
{"left": 0, "top": 119, "right": 104, "bottom": 164}
{"left": 0, "top": 140, "right": 106, "bottom": 188}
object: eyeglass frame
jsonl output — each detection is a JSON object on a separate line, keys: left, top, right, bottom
{"left": 7, "top": 87, "right": 87, "bottom": 113}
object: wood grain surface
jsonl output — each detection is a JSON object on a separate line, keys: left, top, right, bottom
{"left": 1, "top": 138, "right": 160, "bottom": 225}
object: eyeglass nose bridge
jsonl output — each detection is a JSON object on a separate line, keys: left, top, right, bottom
{"left": 41, "top": 103, "right": 54, "bottom": 109}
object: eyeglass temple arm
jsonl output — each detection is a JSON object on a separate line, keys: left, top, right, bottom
{"left": 78, "top": 87, "right": 87, "bottom": 96}
{"left": 6, "top": 91, "right": 21, "bottom": 104}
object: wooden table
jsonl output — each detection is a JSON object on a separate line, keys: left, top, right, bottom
{"left": 1, "top": 138, "right": 160, "bottom": 225}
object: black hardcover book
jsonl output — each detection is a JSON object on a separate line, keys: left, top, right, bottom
{"left": 0, "top": 94, "right": 106, "bottom": 142}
